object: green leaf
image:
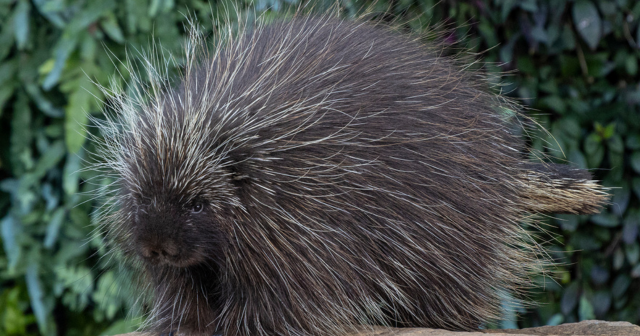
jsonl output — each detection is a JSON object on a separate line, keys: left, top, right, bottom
{"left": 539, "top": 79, "right": 559, "bottom": 94}
{"left": 125, "top": 0, "right": 151, "bottom": 33}
{"left": 0, "top": 56, "right": 17, "bottom": 87}
{"left": 148, "top": 0, "right": 162, "bottom": 17}
{"left": 611, "top": 274, "right": 631, "bottom": 298}
{"left": 516, "top": 56, "right": 536, "bottom": 74}
{"left": 627, "top": 134, "right": 640, "bottom": 150}
{"left": 65, "top": 86, "right": 90, "bottom": 153}
{"left": 572, "top": 1, "right": 602, "bottom": 50}
{"left": 101, "top": 12, "right": 125, "bottom": 43}
{"left": 531, "top": 25, "right": 548, "bottom": 43}
{"left": 612, "top": 184, "right": 630, "bottom": 216}
{"left": 66, "top": 1, "right": 117, "bottom": 34}
{"left": 44, "top": 123, "right": 63, "bottom": 138}
{"left": 31, "top": 0, "right": 66, "bottom": 28}
{"left": 33, "top": 140, "right": 65, "bottom": 178}
{"left": 557, "top": 214, "right": 579, "bottom": 231}
{"left": 637, "top": 18, "right": 640, "bottom": 48}
{"left": 80, "top": 31, "right": 97, "bottom": 61}
{"left": 593, "top": 226, "right": 612, "bottom": 241}
{"left": 584, "top": 133, "right": 605, "bottom": 167}
{"left": 43, "top": 1, "right": 116, "bottom": 88}
{"left": 541, "top": 95, "right": 567, "bottom": 114}
{"left": 590, "top": 265, "right": 609, "bottom": 285}
{"left": 591, "top": 213, "right": 619, "bottom": 227}
{"left": 579, "top": 295, "right": 596, "bottom": 321}
{"left": 625, "top": 243, "right": 640, "bottom": 265}
{"left": 548, "top": 131, "right": 567, "bottom": 159}
{"left": 498, "top": 0, "right": 517, "bottom": 21}
{"left": 44, "top": 208, "right": 66, "bottom": 249}
{"left": 585, "top": 52, "right": 612, "bottom": 78}
{"left": 0, "top": 9, "right": 15, "bottom": 61}
{"left": 558, "top": 118, "right": 582, "bottom": 138}
{"left": 608, "top": 151, "right": 623, "bottom": 182}
{"left": 41, "top": 183, "right": 59, "bottom": 210}
{"left": 518, "top": 0, "right": 538, "bottom": 12}
{"left": 568, "top": 99, "right": 589, "bottom": 114}
{"left": 25, "top": 264, "right": 48, "bottom": 334}
{"left": 598, "top": 1, "right": 617, "bottom": 15}
{"left": 608, "top": 134, "right": 624, "bottom": 153}
{"left": 63, "top": 151, "right": 82, "bottom": 196}
{"left": 626, "top": 54, "right": 638, "bottom": 76}
{"left": 631, "top": 151, "right": 640, "bottom": 174}
{"left": 13, "top": 0, "right": 30, "bottom": 50}
{"left": 56, "top": 265, "right": 94, "bottom": 311}
{"left": 633, "top": 177, "right": 640, "bottom": 199}
{"left": 100, "top": 318, "right": 141, "bottom": 336}
{"left": 561, "top": 281, "right": 580, "bottom": 314}
{"left": 42, "top": 33, "right": 78, "bottom": 90}
{"left": 499, "top": 32, "right": 520, "bottom": 64}
{"left": 0, "top": 82, "right": 14, "bottom": 117}
{"left": 546, "top": 313, "right": 564, "bottom": 326}
{"left": 614, "top": 248, "right": 625, "bottom": 270}
{"left": 11, "top": 93, "right": 34, "bottom": 175}
{"left": 93, "top": 271, "right": 122, "bottom": 321}
{"left": 24, "top": 83, "right": 64, "bottom": 118}
{"left": 561, "top": 23, "right": 576, "bottom": 50}
{"left": 585, "top": 132, "right": 602, "bottom": 155}
{"left": 3, "top": 287, "right": 31, "bottom": 335}
{"left": 69, "top": 207, "right": 91, "bottom": 234}
{"left": 569, "top": 150, "right": 588, "bottom": 170}
{"left": 16, "top": 178, "right": 38, "bottom": 215}
{"left": 592, "top": 291, "right": 611, "bottom": 317}
{"left": 602, "top": 123, "right": 615, "bottom": 139}
{"left": 477, "top": 18, "right": 498, "bottom": 47}
{"left": 1, "top": 215, "right": 21, "bottom": 271}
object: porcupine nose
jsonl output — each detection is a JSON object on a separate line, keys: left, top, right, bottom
{"left": 139, "top": 239, "right": 179, "bottom": 264}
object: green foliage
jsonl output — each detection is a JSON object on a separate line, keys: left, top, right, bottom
{"left": 1, "top": 0, "right": 639, "bottom": 334}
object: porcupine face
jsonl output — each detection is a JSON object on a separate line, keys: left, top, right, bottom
{"left": 128, "top": 192, "right": 211, "bottom": 267}
{"left": 118, "top": 94, "right": 240, "bottom": 269}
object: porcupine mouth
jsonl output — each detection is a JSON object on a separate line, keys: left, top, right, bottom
{"left": 164, "top": 251, "right": 207, "bottom": 268}
{"left": 138, "top": 245, "right": 208, "bottom": 268}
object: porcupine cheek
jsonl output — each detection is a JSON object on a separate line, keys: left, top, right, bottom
{"left": 133, "top": 207, "right": 206, "bottom": 268}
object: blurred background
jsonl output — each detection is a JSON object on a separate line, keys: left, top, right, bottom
{"left": 0, "top": 0, "right": 639, "bottom": 335}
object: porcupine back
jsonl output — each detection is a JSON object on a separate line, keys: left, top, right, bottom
{"left": 93, "top": 14, "right": 609, "bottom": 336}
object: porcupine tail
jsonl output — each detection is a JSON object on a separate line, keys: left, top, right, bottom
{"left": 518, "top": 163, "right": 609, "bottom": 214}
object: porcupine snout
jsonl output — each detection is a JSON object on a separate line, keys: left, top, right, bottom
{"left": 133, "top": 201, "right": 207, "bottom": 268}
{"left": 137, "top": 232, "right": 179, "bottom": 264}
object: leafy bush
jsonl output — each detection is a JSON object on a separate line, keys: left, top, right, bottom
{"left": 0, "top": 0, "right": 638, "bottom": 335}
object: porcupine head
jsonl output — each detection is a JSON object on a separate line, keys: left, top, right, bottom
{"left": 90, "top": 11, "right": 609, "bottom": 336}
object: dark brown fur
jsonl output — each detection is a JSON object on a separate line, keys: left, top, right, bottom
{"left": 95, "top": 15, "right": 608, "bottom": 336}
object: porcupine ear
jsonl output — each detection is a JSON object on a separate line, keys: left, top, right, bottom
{"left": 517, "top": 163, "right": 610, "bottom": 214}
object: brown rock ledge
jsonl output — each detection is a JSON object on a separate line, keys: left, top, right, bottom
{"left": 484, "top": 320, "right": 640, "bottom": 335}
{"left": 114, "top": 321, "right": 640, "bottom": 336}
{"left": 350, "top": 321, "right": 640, "bottom": 335}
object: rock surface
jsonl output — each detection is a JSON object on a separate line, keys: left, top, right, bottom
{"left": 113, "top": 321, "right": 640, "bottom": 336}
{"left": 484, "top": 320, "right": 640, "bottom": 335}
{"left": 348, "top": 321, "right": 640, "bottom": 335}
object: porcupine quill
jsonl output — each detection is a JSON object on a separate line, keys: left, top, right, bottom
{"left": 89, "top": 11, "right": 609, "bottom": 336}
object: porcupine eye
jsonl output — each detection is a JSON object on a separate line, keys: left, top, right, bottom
{"left": 190, "top": 201, "right": 204, "bottom": 214}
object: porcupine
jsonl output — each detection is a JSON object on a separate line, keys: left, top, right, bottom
{"left": 91, "top": 13, "right": 609, "bottom": 336}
